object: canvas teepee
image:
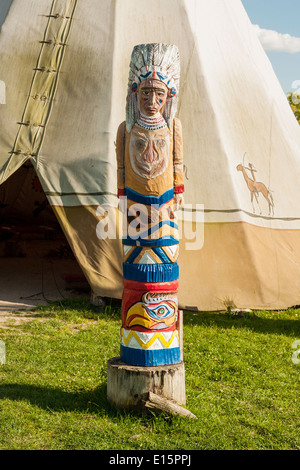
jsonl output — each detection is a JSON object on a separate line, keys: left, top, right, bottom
{"left": 1, "top": 0, "right": 300, "bottom": 311}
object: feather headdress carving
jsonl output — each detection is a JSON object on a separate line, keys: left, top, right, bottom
{"left": 126, "top": 43, "right": 180, "bottom": 132}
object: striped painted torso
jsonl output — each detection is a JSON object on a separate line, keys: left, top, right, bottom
{"left": 117, "top": 117, "right": 183, "bottom": 366}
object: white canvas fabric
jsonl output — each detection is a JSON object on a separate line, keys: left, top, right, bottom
{"left": 1, "top": 0, "right": 300, "bottom": 310}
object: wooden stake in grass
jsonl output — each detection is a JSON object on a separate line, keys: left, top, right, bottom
{"left": 144, "top": 392, "right": 197, "bottom": 419}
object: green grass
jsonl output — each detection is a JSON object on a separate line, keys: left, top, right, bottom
{"left": 0, "top": 298, "right": 299, "bottom": 450}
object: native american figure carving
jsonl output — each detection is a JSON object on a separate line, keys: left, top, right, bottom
{"left": 116, "top": 43, "right": 184, "bottom": 366}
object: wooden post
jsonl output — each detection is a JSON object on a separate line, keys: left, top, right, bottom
{"left": 107, "top": 43, "right": 194, "bottom": 419}
{"left": 107, "top": 357, "right": 196, "bottom": 418}
{"left": 106, "top": 310, "right": 196, "bottom": 418}
{"left": 107, "top": 357, "right": 186, "bottom": 407}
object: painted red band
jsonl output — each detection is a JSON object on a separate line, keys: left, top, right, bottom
{"left": 123, "top": 279, "right": 179, "bottom": 292}
{"left": 174, "top": 184, "right": 184, "bottom": 194}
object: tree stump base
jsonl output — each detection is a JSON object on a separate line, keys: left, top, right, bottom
{"left": 107, "top": 357, "right": 195, "bottom": 418}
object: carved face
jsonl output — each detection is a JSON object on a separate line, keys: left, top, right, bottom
{"left": 125, "top": 292, "right": 178, "bottom": 331}
{"left": 137, "top": 79, "right": 168, "bottom": 116}
{"left": 129, "top": 126, "right": 170, "bottom": 179}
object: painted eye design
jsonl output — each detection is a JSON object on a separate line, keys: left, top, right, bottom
{"left": 157, "top": 307, "right": 167, "bottom": 315}
{"left": 146, "top": 302, "right": 174, "bottom": 320}
{"left": 135, "top": 139, "right": 147, "bottom": 150}
{"left": 155, "top": 139, "right": 166, "bottom": 148}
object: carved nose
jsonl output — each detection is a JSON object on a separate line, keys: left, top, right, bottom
{"left": 150, "top": 93, "right": 156, "bottom": 105}
{"left": 144, "top": 141, "right": 157, "bottom": 164}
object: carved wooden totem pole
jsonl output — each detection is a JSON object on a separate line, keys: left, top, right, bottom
{"left": 107, "top": 44, "right": 192, "bottom": 416}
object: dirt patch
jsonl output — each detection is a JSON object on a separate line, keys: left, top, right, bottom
{"left": 0, "top": 309, "right": 47, "bottom": 328}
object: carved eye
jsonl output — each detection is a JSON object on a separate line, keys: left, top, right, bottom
{"left": 135, "top": 139, "right": 147, "bottom": 150}
{"left": 157, "top": 307, "right": 167, "bottom": 316}
{"left": 146, "top": 303, "right": 174, "bottom": 320}
{"left": 156, "top": 139, "right": 166, "bottom": 148}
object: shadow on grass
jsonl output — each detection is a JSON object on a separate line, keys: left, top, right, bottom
{"left": 32, "top": 297, "right": 122, "bottom": 322}
{"left": 0, "top": 382, "right": 125, "bottom": 417}
{"left": 183, "top": 311, "right": 300, "bottom": 337}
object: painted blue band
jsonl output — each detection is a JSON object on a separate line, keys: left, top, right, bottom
{"left": 120, "top": 345, "right": 181, "bottom": 366}
{"left": 123, "top": 262, "right": 179, "bottom": 282}
{"left": 122, "top": 236, "right": 179, "bottom": 247}
{"left": 125, "top": 187, "right": 174, "bottom": 207}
